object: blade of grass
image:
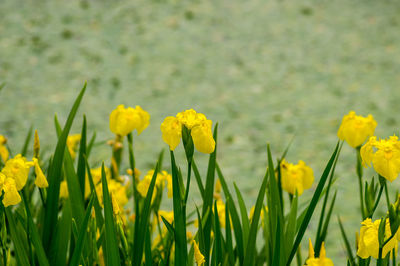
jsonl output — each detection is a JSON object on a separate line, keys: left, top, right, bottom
{"left": 170, "top": 150, "right": 187, "bottom": 265}
{"left": 213, "top": 201, "right": 223, "bottom": 265}
{"left": 69, "top": 195, "right": 95, "bottom": 266}
{"left": 286, "top": 141, "right": 340, "bottom": 265}
{"left": 202, "top": 124, "right": 218, "bottom": 264}
{"left": 337, "top": 216, "right": 355, "bottom": 266}
{"left": 216, "top": 163, "right": 244, "bottom": 264}
{"left": 192, "top": 160, "right": 205, "bottom": 200}
{"left": 43, "top": 83, "right": 86, "bottom": 252}
{"left": 234, "top": 183, "right": 250, "bottom": 245}
{"left": 21, "top": 191, "right": 50, "bottom": 266}
{"left": 132, "top": 160, "right": 161, "bottom": 266}
{"left": 243, "top": 170, "right": 268, "bottom": 265}
{"left": 102, "top": 163, "right": 121, "bottom": 266}
{"left": 4, "top": 207, "right": 30, "bottom": 266}
{"left": 77, "top": 116, "right": 87, "bottom": 199}
{"left": 20, "top": 125, "right": 33, "bottom": 156}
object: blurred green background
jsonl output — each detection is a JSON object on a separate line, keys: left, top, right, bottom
{"left": 1, "top": 0, "right": 400, "bottom": 263}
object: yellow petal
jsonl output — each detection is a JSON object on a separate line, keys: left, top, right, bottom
{"left": 160, "top": 116, "right": 182, "bottom": 151}
{"left": 33, "top": 158, "right": 48, "bottom": 188}
{"left": 135, "top": 106, "right": 150, "bottom": 135}
{"left": 2, "top": 178, "right": 21, "bottom": 207}
{"left": 191, "top": 120, "right": 215, "bottom": 154}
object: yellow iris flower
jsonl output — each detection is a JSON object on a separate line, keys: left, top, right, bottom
{"left": 109, "top": 104, "right": 150, "bottom": 136}
{"left": 357, "top": 218, "right": 398, "bottom": 259}
{"left": 160, "top": 109, "right": 215, "bottom": 154}
{"left": 305, "top": 239, "right": 334, "bottom": 266}
{"left": 337, "top": 111, "right": 377, "bottom": 148}
{"left": 361, "top": 136, "right": 400, "bottom": 182}
{"left": 280, "top": 159, "right": 314, "bottom": 196}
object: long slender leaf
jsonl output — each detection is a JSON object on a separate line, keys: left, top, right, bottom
{"left": 243, "top": 169, "right": 268, "bottom": 265}
{"left": 77, "top": 116, "right": 87, "bottom": 199}
{"left": 338, "top": 216, "right": 355, "bottom": 266}
{"left": 202, "top": 124, "right": 218, "bottom": 264}
{"left": 43, "top": 83, "right": 86, "bottom": 252}
{"left": 234, "top": 183, "right": 250, "bottom": 245}
{"left": 132, "top": 160, "right": 160, "bottom": 266}
{"left": 170, "top": 150, "right": 187, "bottom": 266}
{"left": 286, "top": 141, "right": 340, "bottom": 265}
{"left": 5, "top": 207, "right": 30, "bottom": 266}
{"left": 21, "top": 191, "right": 50, "bottom": 266}
{"left": 102, "top": 163, "right": 121, "bottom": 266}
{"left": 216, "top": 163, "right": 244, "bottom": 264}
{"left": 69, "top": 195, "right": 95, "bottom": 266}
{"left": 20, "top": 125, "right": 33, "bottom": 156}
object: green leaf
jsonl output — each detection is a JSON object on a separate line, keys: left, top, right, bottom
{"left": 43, "top": 83, "right": 86, "bottom": 252}
{"left": 243, "top": 168, "right": 268, "bottom": 265}
{"left": 202, "top": 124, "right": 218, "bottom": 263}
{"left": 213, "top": 201, "right": 223, "bottom": 265}
{"left": 77, "top": 116, "right": 87, "bottom": 199}
{"left": 234, "top": 183, "right": 250, "bottom": 245}
{"left": 225, "top": 200, "right": 234, "bottom": 265}
{"left": 69, "top": 195, "right": 95, "bottom": 266}
{"left": 50, "top": 199, "right": 72, "bottom": 266}
{"left": 216, "top": 163, "right": 244, "bottom": 264}
{"left": 170, "top": 150, "right": 187, "bottom": 266}
{"left": 315, "top": 191, "right": 337, "bottom": 256}
{"left": 20, "top": 125, "right": 33, "bottom": 157}
{"left": 132, "top": 160, "right": 161, "bottom": 266}
{"left": 286, "top": 141, "right": 340, "bottom": 266}
{"left": 192, "top": 160, "right": 205, "bottom": 200}
{"left": 101, "top": 163, "right": 121, "bottom": 266}
{"left": 21, "top": 191, "right": 50, "bottom": 266}
{"left": 86, "top": 132, "right": 96, "bottom": 158}
{"left": 5, "top": 207, "right": 30, "bottom": 266}
{"left": 284, "top": 195, "right": 298, "bottom": 258}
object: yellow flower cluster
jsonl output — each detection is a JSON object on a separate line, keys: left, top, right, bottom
{"left": 357, "top": 218, "right": 399, "bottom": 259}
{"left": 0, "top": 154, "right": 48, "bottom": 207}
{"left": 337, "top": 111, "right": 377, "bottom": 148}
{"left": 305, "top": 239, "right": 334, "bottom": 266}
{"left": 110, "top": 105, "right": 150, "bottom": 137}
{"left": 280, "top": 159, "right": 314, "bottom": 196}
{"left": 160, "top": 109, "right": 215, "bottom": 154}
{"left": 0, "top": 135, "right": 9, "bottom": 163}
{"left": 137, "top": 170, "right": 172, "bottom": 199}
{"left": 361, "top": 136, "right": 400, "bottom": 182}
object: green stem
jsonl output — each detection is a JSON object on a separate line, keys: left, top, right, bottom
{"left": 356, "top": 147, "right": 366, "bottom": 220}
{"left": 295, "top": 245, "right": 302, "bottom": 266}
{"left": 384, "top": 181, "right": 390, "bottom": 209}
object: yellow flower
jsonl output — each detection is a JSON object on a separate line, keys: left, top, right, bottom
{"left": 1, "top": 176, "right": 21, "bottom": 207}
{"left": 176, "top": 109, "right": 206, "bottom": 129}
{"left": 191, "top": 119, "right": 215, "bottom": 154}
{"left": 60, "top": 180, "right": 69, "bottom": 198}
{"left": 305, "top": 239, "right": 334, "bottom": 266}
{"left": 357, "top": 218, "right": 398, "bottom": 259}
{"left": 1, "top": 154, "right": 33, "bottom": 190}
{"left": 85, "top": 166, "right": 111, "bottom": 199}
{"left": 137, "top": 170, "right": 171, "bottom": 199}
{"left": 109, "top": 104, "right": 150, "bottom": 136}
{"left": 160, "top": 116, "right": 182, "bottom": 151}
{"left": 161, "top": 109, "right": 215, "bottom": 153}
{"left": 67, "top": 134, "right": 81, "bottom": 159}
{"left": 360, "top": 136, "right": 400, "bottom": 182}
{"left": 95, "top": 179, "right": 128, "bottom": 210}
{"left": 337, "top": 111, "right": 377, "bottom": 148}
{"left": 280, "top": 159, "right": 314, "bottom": 196}
{"left": 0, "top": 135, "right": 9, "bottom": 163}
{"left": 32, "top": 158, "right": 48, "bottom": 188}
{"left": 135, "top": 106, "right": 151, "bottom": 134}
{"left": 192, "top": 240, "right": 205, "bottom": 266}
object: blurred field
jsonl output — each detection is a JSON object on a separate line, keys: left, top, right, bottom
{"left": 1, "top": 0, "right": 400, "bottom": 263}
